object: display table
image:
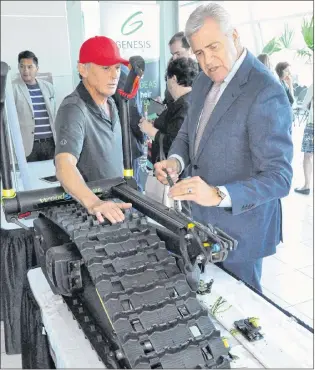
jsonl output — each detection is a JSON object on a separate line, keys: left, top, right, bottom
{"left": 27, "top": 268, "right": 105, "bottom": 369}
{"left": 27, "top": 265, "right": 313, "bottom": 369}
{"left": 200, "top": 264, "right": 313, "bottom": 368}
{"left": 1, "top": 160, "right": 57, "bottom": 354}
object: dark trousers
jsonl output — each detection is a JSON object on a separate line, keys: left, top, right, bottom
{"left": 218, "top": 258, "right": 263, "bottom": 292}
{"left": 27, "top": 137, "right": 55, "bottom": 162}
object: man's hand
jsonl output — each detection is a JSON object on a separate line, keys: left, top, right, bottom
{"left": 168, "top": 176, "right": 221, "bottom": 207}
{"left": 138, "top": 117, "right": 158, "bottom": 138}
{"left": 155, "top": 96, "right": 163, "bottom": 104}
{"left": 86, "top": 199, "right": 132, "bottom": 224}
{"left": 154, "top": 159, "right": 180, "bottom": 185}
{"left": 55, "top": 153, "right": 132, "bottom": 224}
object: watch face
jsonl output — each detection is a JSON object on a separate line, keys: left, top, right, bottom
{"left": 219, "top": 190, "right": 226, "bottom": 199}
{"left": 216, "top": 187, "right": 226, "bottom": 199}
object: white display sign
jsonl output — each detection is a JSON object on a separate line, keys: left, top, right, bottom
{"left": 100, "top": 2, "right": 160, "bottom": 101}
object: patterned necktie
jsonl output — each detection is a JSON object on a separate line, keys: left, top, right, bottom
{"left": 194, "top": 82, "right": 221, "bottom": 155}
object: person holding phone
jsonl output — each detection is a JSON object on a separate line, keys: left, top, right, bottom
{"left": 138, "top": 57, "right": 198, "bottom": 165}
{"left": 275, "top": 62, "right": 294, "bottom": 106}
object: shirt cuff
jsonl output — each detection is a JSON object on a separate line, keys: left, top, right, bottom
{"left": 168, "top": 154, "right": 184, "bottom": 174}
{"left": 216, "top": 185, "right": 232, "bottom": 207}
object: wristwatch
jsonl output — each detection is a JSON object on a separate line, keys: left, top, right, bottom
{"left": 214, "top": 186, "right": 226, "bottom": 205}
{"left": 174, "top": 158, "right": 182, "bottom": 173}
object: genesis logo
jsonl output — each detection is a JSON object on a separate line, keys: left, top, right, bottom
{"left": 121, "top": 11, "right": 143, "bottom": 36}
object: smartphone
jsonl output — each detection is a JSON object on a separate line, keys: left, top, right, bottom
{"left": 148, "top": 98, "right": 165, "bottom": 115}
{"left": 148, "top": 97, "right": 165, "bottom": 106}
{"left": 40, "top": 175, "right": 59, "bottom": 184}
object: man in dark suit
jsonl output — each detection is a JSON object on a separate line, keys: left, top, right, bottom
{"left": 154, "top": 3, "right": 293, "bottom": 292}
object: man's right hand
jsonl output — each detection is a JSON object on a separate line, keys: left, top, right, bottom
{"left": 154, "top": 158, "right": 180, "bottom": 185}
{"left": 86, "top": 199, "right": 132, "bottom": 224}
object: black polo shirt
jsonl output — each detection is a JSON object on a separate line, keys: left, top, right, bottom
{"left": 54, "top": 82, "right": 123, "bottom": 182}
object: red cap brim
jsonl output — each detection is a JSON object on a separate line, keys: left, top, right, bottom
{"left": 113, "top": 57, "right": 129, "bottom": 66}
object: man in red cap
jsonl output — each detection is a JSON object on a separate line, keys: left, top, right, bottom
{"left": 54, "top": 36, "right": 132, "bottom": 224}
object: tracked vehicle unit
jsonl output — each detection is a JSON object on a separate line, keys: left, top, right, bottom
{"left": 1, "top": 59, "right": 238, "bottom": 368}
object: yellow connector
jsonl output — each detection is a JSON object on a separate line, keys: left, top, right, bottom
{"left": 2, "top": 189, "right": 16, "bottom": 198}
{"left": 222, "top": 337, "right": 229, "bottom": 348}
{"left": 123, "top": 169, "right": 134, "bottom": 177}
{"left": 248, "top": 317, "right": 260, "bottom": 328}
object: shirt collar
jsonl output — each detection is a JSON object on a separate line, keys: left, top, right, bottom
{"left": 76, "top": 81, "right": 118, "bottom": 124}
{"left": 223, "top": 48, "right": 247, "bottom": 86}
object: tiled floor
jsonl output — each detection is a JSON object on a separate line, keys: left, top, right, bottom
{"left": 1, "top": 121, "right": 313, "bottom": 367}
{"left": 261, "top": 122, "right": 314, "bottom": 329}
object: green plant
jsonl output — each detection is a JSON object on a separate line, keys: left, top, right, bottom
{"left": 279, "top": 23, "right": 295, "bottom": 49}
{"left": 302, "top": 16, "right": 314, "bottom": 50}
{"left": 296, "top": 48, "right": 313, "bottom": 60}
{"left": 262, "top": 23, "right": 294, "bottom": 55}
{"left": 262, "top": 37, "right": 282, "bottom": 55}
{"left": 262, "top": 17, "right": 313, "bottom": 62}
{"left": 296, "top": 16, "right": 313, "bottom": 62}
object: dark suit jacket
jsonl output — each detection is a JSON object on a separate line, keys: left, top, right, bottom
{"left": 169, "top": 51, "right": 293, "bottom": 263}
{"left": 151, "top": 92, "right": 190, "bottom": 164}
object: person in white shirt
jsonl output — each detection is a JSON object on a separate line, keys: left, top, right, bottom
{"left": 12, "top": 50, "right": 56, "bottom": 161}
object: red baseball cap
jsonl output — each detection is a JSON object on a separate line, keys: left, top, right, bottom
{"left": 79, "top": 36, "right": 129, "bottom": 67}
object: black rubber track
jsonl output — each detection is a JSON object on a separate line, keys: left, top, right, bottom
{"left": 42, "top": 203, "right": 230, "bottom": 369}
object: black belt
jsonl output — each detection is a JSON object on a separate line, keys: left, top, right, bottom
{"left": 34, "top": 137, "right": 54, "bottom": 143}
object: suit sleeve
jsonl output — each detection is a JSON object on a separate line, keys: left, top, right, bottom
{"left": 224, "top": 82, "right": 293, "bottom": 216}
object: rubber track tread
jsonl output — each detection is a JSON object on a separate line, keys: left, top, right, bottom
{"left": 43, "top": 204, "right": 230, "bottom": 369}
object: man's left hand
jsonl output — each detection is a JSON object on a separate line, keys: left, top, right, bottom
{"left": 168, "top": 176, "right": 221, "bottom": 207}
{"left": 138, "top": 118, "right": 158, "bottom": 138}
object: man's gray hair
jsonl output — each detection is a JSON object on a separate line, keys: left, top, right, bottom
{"left": 185, "top": 3, "right": 233, "bottom": 41}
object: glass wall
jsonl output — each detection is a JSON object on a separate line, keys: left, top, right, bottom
{"left": 178, "top": 1, "right": 313, "bottom": 85}
{"left": 81, "top": 1, "right": 100, "bottom": 40}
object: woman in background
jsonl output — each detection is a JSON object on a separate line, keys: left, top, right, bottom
{"left": 275, "top": 62, "right": 294, "bottom": 106}
{"left": 138, "top": 57, "right": 198, "bottom": 165}
{"left": 257, "top": 53, "right": 271, "bottom": 69}
{"left": 295, "top": 84, "right": 314, "bottom": 195}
